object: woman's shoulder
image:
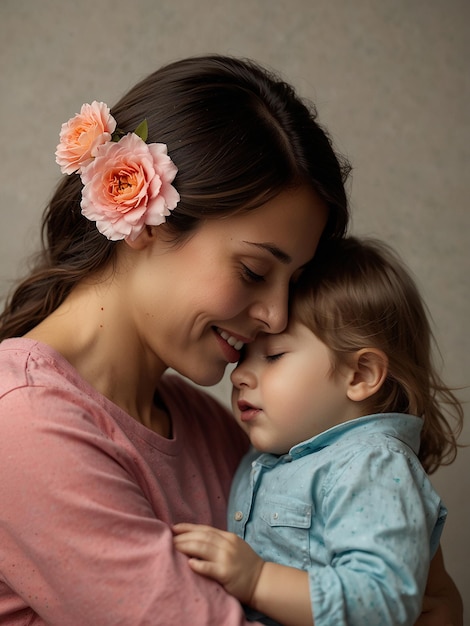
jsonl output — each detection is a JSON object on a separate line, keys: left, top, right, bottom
{"left": 0, "top": 337, "right": 73, "bottom": 393}
{"left": 0, "top": 337, "right": 130, "bottom": 445}
{"left": 0, "top": 337, "right": 112, "bottom": 407}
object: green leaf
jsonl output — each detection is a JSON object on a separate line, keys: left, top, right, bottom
{"left": 111, "top": 128, "right": 126, "bottom": 142}
{"left": 134, "top": 119, "right": 148, "bottom": 142}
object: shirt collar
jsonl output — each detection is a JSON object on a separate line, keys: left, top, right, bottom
{"left": 288, "top": 413, "right": 423, "bottom": 460}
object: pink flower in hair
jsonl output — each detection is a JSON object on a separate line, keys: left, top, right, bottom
{"left": 55, "top": 101, "right": 117, "bottom": 174}
{"left": 80, "top": 132, "right": 180, "bottom": 241}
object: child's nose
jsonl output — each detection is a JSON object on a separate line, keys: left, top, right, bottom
{"left": 230, "top": 359, "right": 256, "bottom": 389}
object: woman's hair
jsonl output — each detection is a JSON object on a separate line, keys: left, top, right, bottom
{"left": 293, "top": 236, "right": 464, "bottom": 474}
{"left": 0, "top": 55, "right": 350, "bottom": 339}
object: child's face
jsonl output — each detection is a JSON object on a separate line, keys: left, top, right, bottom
{"left": 231, "top": 320, "right": 354, "bottom": 454}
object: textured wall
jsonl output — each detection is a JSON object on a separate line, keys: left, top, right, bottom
{"left": 1, "top": 0, "right": 468, "bottom": 618}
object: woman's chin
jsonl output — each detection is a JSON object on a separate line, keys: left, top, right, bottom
{"left": 179, "top": 365, "right": 227, "bottom": 388}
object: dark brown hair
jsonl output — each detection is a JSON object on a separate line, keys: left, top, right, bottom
{"left": 0, "top": 55, "right": 350, "bottom": 339}
{"left": 293, "top": 236, "right": 464, "bottom": 473}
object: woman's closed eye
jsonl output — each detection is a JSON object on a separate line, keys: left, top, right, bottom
{"left": 241, "top": 264, "right": 265, "bottom": 284}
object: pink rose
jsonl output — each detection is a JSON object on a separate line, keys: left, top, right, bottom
{"left": 55, "top": 101, "right": 117, "bottom": 175}
{"left": 80, "top": 132, "right": 180, "bottom": 241}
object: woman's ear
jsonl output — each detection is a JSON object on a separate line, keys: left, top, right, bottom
{"left": 124, "top": 225, "right": 159, "bottom": 251}
{"left": 346, "top": 348, "right": 388, "bottom": 402}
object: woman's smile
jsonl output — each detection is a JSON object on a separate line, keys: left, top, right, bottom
{"left": 214, "top": 327, "right": 246, "bottom": 351}
{"left": 214, "top": 327, "right": 247, "bottom": 363}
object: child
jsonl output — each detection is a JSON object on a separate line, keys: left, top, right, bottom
{"left": 173, "top": 236, "right": 463, "bottom": 626}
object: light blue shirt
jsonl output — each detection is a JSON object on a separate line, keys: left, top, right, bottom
{"left": 228, "top": 413, "right": 446, "bottom": 626}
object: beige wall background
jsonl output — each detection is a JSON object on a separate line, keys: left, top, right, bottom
{"left": 1, "top": 0, "right": 468, "bottom": 618}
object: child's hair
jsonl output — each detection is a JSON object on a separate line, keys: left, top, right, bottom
{"left": 0, "top": 55, "right": 350, "bottom": 340}
{"left": 292, "top": 236, "right": 464, "bottom": 474}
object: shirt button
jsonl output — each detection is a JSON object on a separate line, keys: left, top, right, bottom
{"left": 272, "top": 512, "right": 279, "bottom": 520}
{"left": 234, "top": 511, "right": 244, "bottom": 521}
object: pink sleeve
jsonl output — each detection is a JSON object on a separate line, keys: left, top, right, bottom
{"left": 0, "top": 385, "right": 256, "bottom": 625}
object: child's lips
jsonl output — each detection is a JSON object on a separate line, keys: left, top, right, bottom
{"left": 237, "top": 400, "right": 261, "bottom": 422}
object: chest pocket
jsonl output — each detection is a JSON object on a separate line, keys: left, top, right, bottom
{"left": 257, "top": 495, "right": 313, "bottom": 569}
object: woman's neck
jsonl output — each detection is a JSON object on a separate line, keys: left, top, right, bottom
{"left": 24, "top": 280, "right": 170, "bottom": 434}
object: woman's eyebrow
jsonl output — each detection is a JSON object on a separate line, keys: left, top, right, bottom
{"left": 243, "top": 241, "right": 292, "bottom": 264}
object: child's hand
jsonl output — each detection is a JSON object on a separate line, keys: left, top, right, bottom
{"left": 173, "top": 523, "right": 265, "bottom": 605}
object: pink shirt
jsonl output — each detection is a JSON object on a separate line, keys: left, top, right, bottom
{"left": 0, "top": 338, "right": 254, "bottom": 625}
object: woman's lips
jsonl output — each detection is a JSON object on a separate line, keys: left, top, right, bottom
{"left": 215, "top": 328, "right": 245, "bottom": 351}
{"left": 213, "top": 327, "right": 247, "bottom": 363}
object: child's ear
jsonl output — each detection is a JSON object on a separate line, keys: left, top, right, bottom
{"left": 346, "top": 348, "right": 388, "bottom": 402}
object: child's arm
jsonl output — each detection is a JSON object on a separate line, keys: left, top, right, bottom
{"left": 173, "top": 523, "right": 314, "bottom": 626}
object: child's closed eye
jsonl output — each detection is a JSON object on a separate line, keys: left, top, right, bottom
{"left": 265, "top": 353, "right": 285, "bottom": 363}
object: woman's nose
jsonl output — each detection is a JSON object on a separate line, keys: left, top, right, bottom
{"left": 249, "top": 285, "right": 289, "bottom": 334}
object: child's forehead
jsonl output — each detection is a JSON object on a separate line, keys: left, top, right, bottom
{"left": 253, "top": 330, "right": 287, "bottom": 348}
{"left": 250, "top": 321, "right": 303, "bottom": 350}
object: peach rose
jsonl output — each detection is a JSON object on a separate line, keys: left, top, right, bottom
{"left": 55, "top": 101, "right": 117, "bottom": 175}
{"left": 80, "top": 132, "right": 180, "bottom": 241}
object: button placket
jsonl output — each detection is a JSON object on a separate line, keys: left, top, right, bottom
{"left": 233, "top": 461, "right": 263, "bottom": 532}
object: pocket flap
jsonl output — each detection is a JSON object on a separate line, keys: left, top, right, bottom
{"left": 260, "top": 496, "right": 313, "bottom": 528}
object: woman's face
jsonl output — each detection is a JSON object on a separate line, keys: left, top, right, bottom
{"left": 127, "top": 185, "right": 327, "bottom": 386}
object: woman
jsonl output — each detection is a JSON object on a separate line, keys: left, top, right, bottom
{"left": 0, "top": 55, "right": 462, "bottom": 625}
